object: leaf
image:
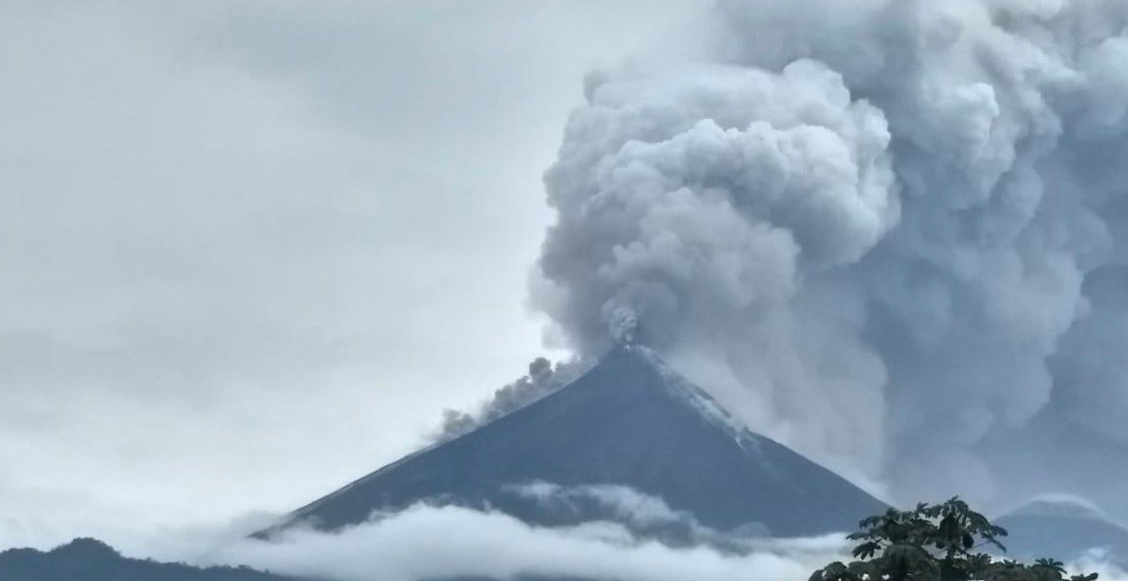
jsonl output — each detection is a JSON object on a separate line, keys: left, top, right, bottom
{"left": 811, "top": 498, "right": 1099, "bottom": 581}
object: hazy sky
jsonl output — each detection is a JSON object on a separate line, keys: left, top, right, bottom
{"left": 0, "top": 0, "right": 702, "bottom": 550}
{"left": 8, "top": 0, "right": 1128, "bottom": 558}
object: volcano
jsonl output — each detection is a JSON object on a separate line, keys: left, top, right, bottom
{"left": 260, "top": 346, "right": 885, "bottom": 539}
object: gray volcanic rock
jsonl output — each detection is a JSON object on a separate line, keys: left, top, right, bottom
{"left": 261, "top": 346, "right": 885, "bottom": 539}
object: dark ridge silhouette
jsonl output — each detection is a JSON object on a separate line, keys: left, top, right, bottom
{"left": 259, "top": 346, "right": 886, "bottom": 540}
{"left": 0, "top": 538, "right": 306, "bottom": 581}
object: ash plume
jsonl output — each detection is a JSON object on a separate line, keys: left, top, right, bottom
{"left": 531, "top": 0, "right": 1128, "bottom": 515}
{"left": 436, "top": 358, "right": 584, "bottom": 441}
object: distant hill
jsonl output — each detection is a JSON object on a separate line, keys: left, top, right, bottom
{"left": 0, "top": 538, "right": 303, "bottom": 581}
{"left": 997, "top": 497, "right": 1128, "bottom": 567}
{"left": 259, "top": 345, "right": 886, "bottom": 540}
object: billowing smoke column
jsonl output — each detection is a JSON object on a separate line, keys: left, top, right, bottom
{"left": 532, "top": 0, "right": 1128, "bottom": 514}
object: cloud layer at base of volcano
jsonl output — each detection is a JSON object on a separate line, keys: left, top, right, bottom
{"left": 204, "top": 486, "right": 1128, "bottom": 581}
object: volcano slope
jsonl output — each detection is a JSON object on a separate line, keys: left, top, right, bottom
{"left": 259, "top": 346, "right": 885, "bottom": 540}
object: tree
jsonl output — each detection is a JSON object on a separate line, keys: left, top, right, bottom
{"left": 809, "top": 497, "right": 1099, "bottom": 581}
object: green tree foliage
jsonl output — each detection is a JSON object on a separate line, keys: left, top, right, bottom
{"left": 810, "top": 498, "right": 1100, "bottom": 581}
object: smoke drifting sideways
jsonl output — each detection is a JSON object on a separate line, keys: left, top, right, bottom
{"left": 529, "top": 0, "right": 1128, "bottom": 515}
{"left": 435, "top": 358, "right": 586, "bottom": 442}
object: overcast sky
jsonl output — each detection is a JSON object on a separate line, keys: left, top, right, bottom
{"left": 0, "top": 0, "right": 703, "bottom": 550}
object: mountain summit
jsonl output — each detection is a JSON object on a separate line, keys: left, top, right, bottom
{"left": 997, "top": 496, "right": 1128, "bottom": 566}
{"left": 261, "top": 346, "right": 885, "bottom": 539}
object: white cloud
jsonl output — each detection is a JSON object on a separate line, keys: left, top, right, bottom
{"left": 208, "top": 502, "right": 848, "bottom": 581}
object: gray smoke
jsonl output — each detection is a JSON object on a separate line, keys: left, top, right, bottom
{"left": 436, "top": 358, "right": 584, "bottom": 441}
{"left": 532, "top": 0, "right": 1128, "bottom": 515}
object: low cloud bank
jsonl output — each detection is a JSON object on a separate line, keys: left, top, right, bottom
{"left": 186, "top": 485, "right": 1127, "bottom": 581}
{"left": 205, "top": 499, "right": 846, "bottom": 581}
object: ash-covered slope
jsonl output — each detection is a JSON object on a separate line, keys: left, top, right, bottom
{"left": 262, "top": 347, "right": 885, "bottom": 539}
